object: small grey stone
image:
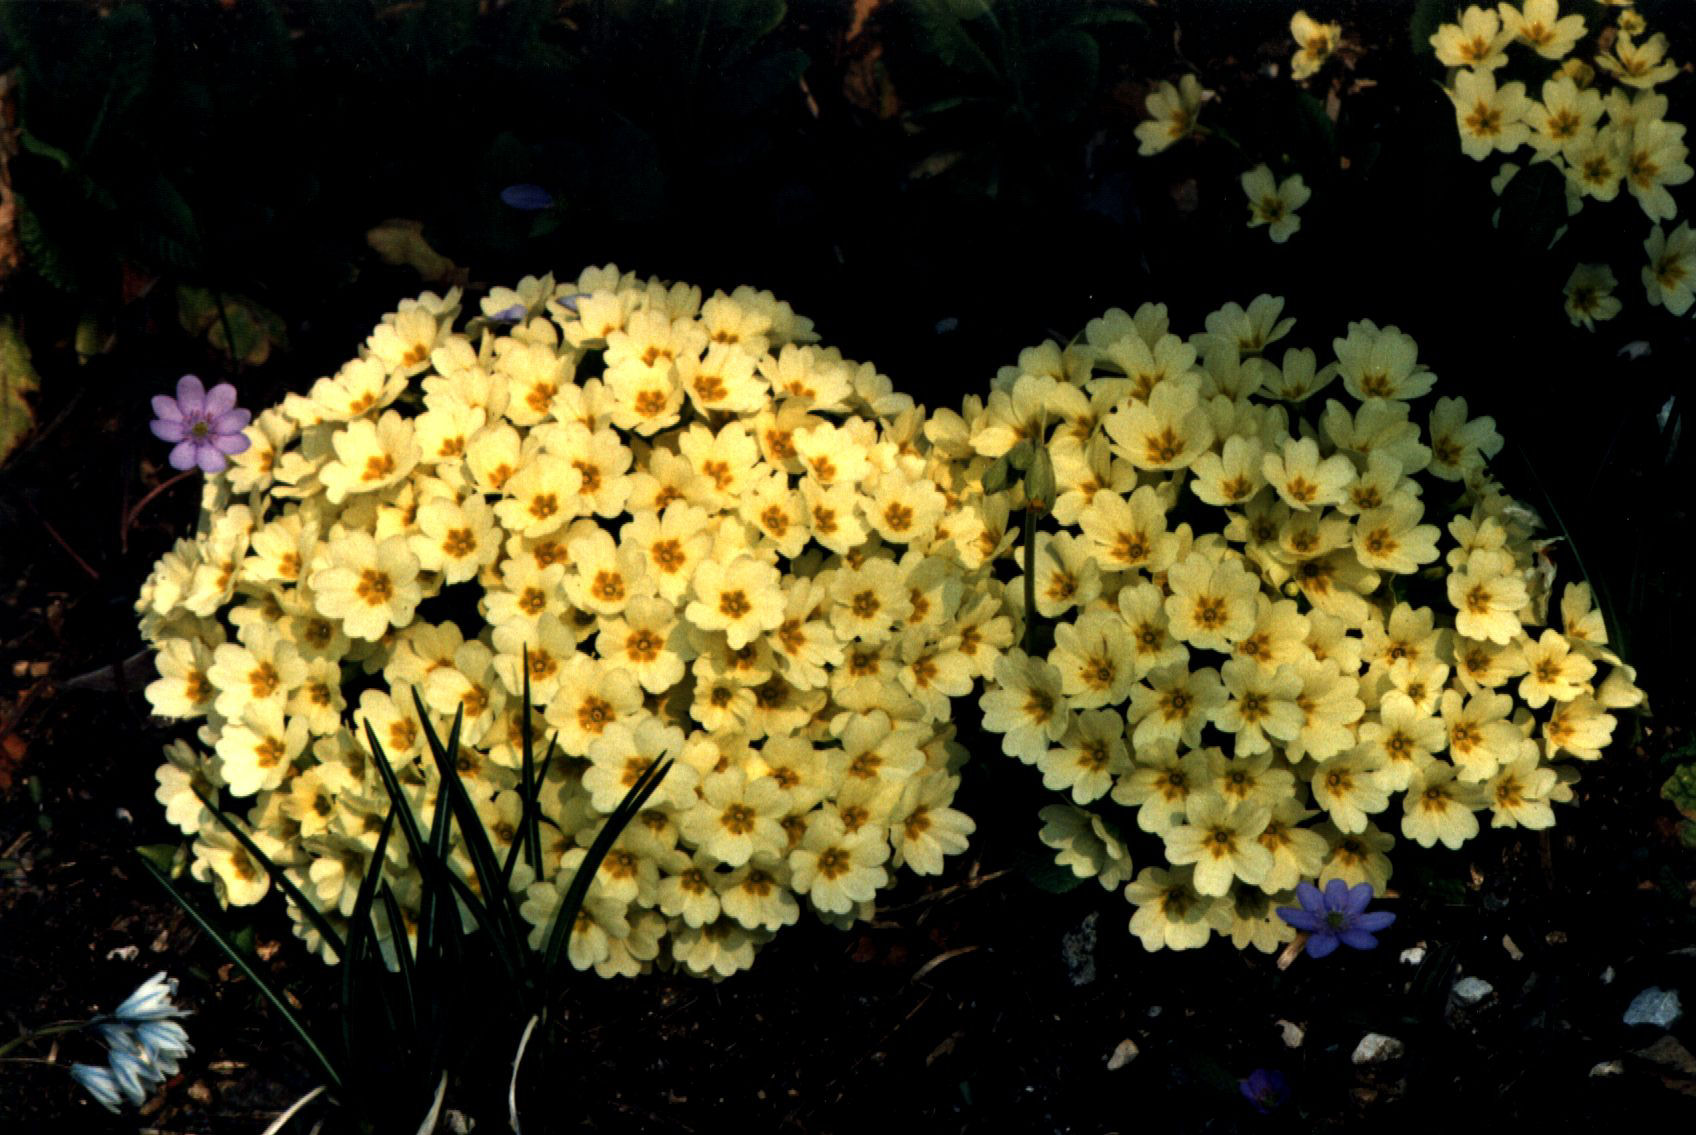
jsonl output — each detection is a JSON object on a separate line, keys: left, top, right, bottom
{"left": 1502, "top": 936, "right": 1523, "bottom": 961}
{"left": 1399, "top": 946, "right": 1426, "bottom": 966}
{"left": 1106, "top": 1039, "right": 1139, "bottom": 1070}
{"left": 1601, "top": 966, "right": 1615, "bottom": 985}
{"left": 1624, "top": 987, "right": 1682, "bottom": 1028}
{"left": 1276, "top": 1019, "right": 1304, "bottom": 1048}
{"left": 1452, "top": 977, "right": 1494, "bottom": 1006}
{"left": 1061, "top": 911, "right": 1099, "bottom": 987}
{"left": 1351, "top": 1033, "right": 1405, "bottom": 1065}
{"left": 1589, "top": 1060, "right": 1625, "bottom": 1078}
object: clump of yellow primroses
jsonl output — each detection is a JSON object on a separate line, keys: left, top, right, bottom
{"left": 136, "top": 269, "right": 1015, "bottom": 979}
{"left": 1433, "top": 1, "right": 1695, "bottom": 322}
{"left": 965, "top": 295, "right": 1645, "bottom": 952}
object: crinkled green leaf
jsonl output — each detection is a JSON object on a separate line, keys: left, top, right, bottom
{"left": 0, "top": 317, "right": 40, "bottom": 465}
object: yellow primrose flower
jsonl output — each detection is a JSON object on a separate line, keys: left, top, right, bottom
{"left": 318, "top": 411, "right": 420, "bottom": 505}
{"left": 1352, "top": 499, "right": 1440, "bottom": 574}
{"left": 1449, "top": 68, "right": 1532, "bottom": 160}
{"left": 1517, "top": 628, "right": 1597, "bottom": 707}
{"left": 1499, "top": 0, "right": 1586, "bottom": 60}
{"left": 1622, "top": 119, "right": 1693, "bottom": 221}
{"left": 891, "top": 773, "right": 976, "bottom": 876}
{"left": 1038, "top": 805, "right": 1135, "bottom": 890}
{"left": 1255, "top": 799, "right": 1329, "bottom": 892}
{"left": 1103, "top": 373, "right": 1215, "bottom": 471}
{"left": 684, "top": 555, "right": 786, "bottom": 650}
{"left": 1595, "top": 31, "right": 1678, "bottom": 89}
{"left": 1263, "top": 437, "right": 1356, "bottom": 511}
{"left": 1284, "top": 657, "right": 1366, "bottom": 762}
{"left": 308, "top": 532, "right": 423, "bottom": 641}
{"left": 1241, "top": 165, "right": 1311, "bottom": 243}
{"left": 1135, "top": 75, "right": 1208, "bottom": 156}
{"left": 1310, "top": 749, "right": 1390, "bottom": 834}
{"left": 1289, "top": 10, "right": 1342, "bottom": 80}
{"left": 1644, "top": 221, "right": 1696, "bottom": 314}
{"left": 1432, "top": 6, "right": 1514, "bottom": 69}
{"left": 1161, "top": 791, "right": 1273, "bottom": 896}
{"left": 1543, "top": 694, "right": 1617, "bottom": 760}
{"left": 1212, "top": 658, "right": 1304, "bottom": 757}
{"left": 1077, "top": 484, "right": 1180, "bottom": 573}
{"left": 1112, "top": 743, "right": 1211, "bottom": 836}
{"left": 1401, "top": 763, "right": 1484, "bottom": 849}
{"left": 1448, "top": 550, "right": 1529, "bottom": 644}
{"left": 1563, "top": 264, "right": 1622, "bottom": 328}
{"left": 1484, "top": 753, "right": 1558, "bottom": 829}
{"left": 1117, "top": 581, "right": 1191, "bottom": 679}
{"left": 1049, "top": 610, "right": 1137, "bottom": 710}
{"left": 1440, "top": 687, "right": 1522, "bottom": 781}
{"left": 1333, "top": 319, "right": 1436, "bottom": 402}
{"left": 1039, "top": 710, "right": 1132, "bottom": 805}
{"left": 980, "top": 650, "right": 1071, "bottom": 764}
{"left": 788, "top": 808, "right": 889, "bottom": 915}
{"left": 1124, "top": 866, "right": 1214, "bottom": 951}
{"left": 1127, "top": 664, "right": 1227, "bottom": 750}
{"left": 1525, "top": 76, "right": 1603, "bottom": 159}
{"left": 1164, "top": 551, "right": 1260, "bottom": 652}
{"left": 1359, "top": 691, "right": 1447, "bottom": 792}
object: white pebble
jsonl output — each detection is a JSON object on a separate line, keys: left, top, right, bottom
{"left": 1351, "top": 1033, "right": 1405, "bottom": 1065}
{"left": 1106, "top": 1039, "right": 1139, "bottom": 1070}
{"left": 1624, "top": 988, "right": 1683, "bottom": 1029}
{"left": 1399, "top": 946, "right": 1426, "bottom": 965}
{"left": 1589, "top": 1060, "right": 1625, "bottom": 1077}
{"left": 1277, "top": 1019, "right": 1304, "bottom": 1048}
{"left": 1451, "top": 977, "right": 1494, "bottom": 1006}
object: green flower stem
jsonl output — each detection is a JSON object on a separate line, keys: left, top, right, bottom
{"left": 0, "top": 1021, "right": 89, "bottom": 1060}
{"left": 1022, "top": 505, "right": 1037, "bottom": 656}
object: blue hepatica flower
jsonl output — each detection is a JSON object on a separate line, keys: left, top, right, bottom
{"left": 1239, "top": 1067, "right": 1289, "bottom": 1115}
{"left": 500, "top": 183, "right": 556, "bottom": 211}
{"left": 489, "top": 303, "right": 528, "bottom": 323}
{"left": 1276, "top": 879, "right": 1395, "bottom": 958}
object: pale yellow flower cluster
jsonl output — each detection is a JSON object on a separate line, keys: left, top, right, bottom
{"left": 1434, "top": 1, "right": 1694, "bottom": 321}
{"left": 136, "top": 268, "right": 1009, "bottom": 979}
{"left": 967, "top": 295, "right": 1644, "bottom": 953}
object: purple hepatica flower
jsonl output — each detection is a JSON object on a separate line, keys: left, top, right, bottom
{"left": 554, "top": 292, "right": 585, "bottom": 314}
{"left": 1277, "top": 879, "right": 1396, "bottom": 958}
{"left": 151, "top": 375, "right": 251, "bottom": 473}
{"left": 500, "top": 183, "right": 555, "bottom": 211}
{"left": 1239, "top": 1068, "right": 1289, "bottom": 1115}
{"left": 489, "top": 303, "right": 528, "bottom": 323}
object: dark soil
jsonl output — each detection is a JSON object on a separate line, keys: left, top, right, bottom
{"left": 4, "top": 2, "right": 1696, "bottom": 1132}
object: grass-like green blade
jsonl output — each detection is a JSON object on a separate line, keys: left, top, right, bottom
{"left": 192, "top": 786, "right": 347, "bottom": 962}
{"left": 340, "top": 806, "right": 395, "bottom": 1064}
{"left": 412, "top": 691, "right": 525, "bottom": 969}
{"left": 542, "top": 757, "right": 672, "bottom": 986}
{"left": 519, "top": 652, "right": 543, "bottom": 879}
{"left": 138, "top": 854, "right": 342, "bottom": 1088}
{"left": 377, "top": 879, "right": 418, "bottom": 1033}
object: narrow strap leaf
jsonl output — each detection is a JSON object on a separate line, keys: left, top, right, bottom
{"left": 340, "top": 807, "right": 395, "bottom": 1064}
{"left": 377, "top": 880, "right": 419, "bottom": 1034}
{"left": 542, "top": 757, "right": 673, "bottom": 984}
{"left": 191, "top": 786, "right": 346, "bottom": 962}
{"left": 138, "top": 854, "right": 342, "bottom": 1089}
{"left": 412, "top": 692, "right": 525, "bottom": 967}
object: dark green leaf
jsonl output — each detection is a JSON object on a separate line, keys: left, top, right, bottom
{"left": 543, "top": 758, "right": 673, "bottom": 984}
{"left": 192, "top": 786, "right": 348, "bottom": 962}
{"left": 138, "top": 854, "right": 342, "bottom": 1088}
